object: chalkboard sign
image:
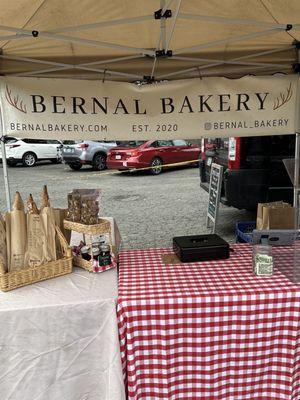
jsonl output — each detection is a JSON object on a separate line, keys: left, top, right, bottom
{"left": 206, "top": 163, "right": 223, "bottom": 233}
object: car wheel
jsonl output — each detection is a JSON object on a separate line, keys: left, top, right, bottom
{"left": 150, "top": 157, "right": 163, "bottom": 175}
{"left": 22, "top": 152, "right": 37, "bottom": 167}
{"left": 92, "top": 153, "right": 107, "bottom": 171}
{"left": 68, "top": 163, "right": 82, "bottom": 170}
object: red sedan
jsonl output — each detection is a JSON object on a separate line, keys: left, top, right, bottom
{"left": 107, "top": 140, "right": 201, "bottom": 175}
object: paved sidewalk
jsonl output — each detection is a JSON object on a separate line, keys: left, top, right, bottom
{"left": 0, "top": 163, "right": 254, "bottom": 249}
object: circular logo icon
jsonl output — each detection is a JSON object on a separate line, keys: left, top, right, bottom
{"left": 204, "top": 122, "right": 212, "bottom": 130}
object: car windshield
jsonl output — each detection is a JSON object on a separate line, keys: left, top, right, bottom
{"left": 4, "top": 137, "right": 18, "bottom": 144}
{"left": 116, "top": 141, "right": 146, "bottom": 147}
{"left": 63, "top": 140, "right": 81, "bottom": 145}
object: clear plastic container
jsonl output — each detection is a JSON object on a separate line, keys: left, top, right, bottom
{"left": 66, "top": 189, "right": 101, "bottom": 224}
{"left": 253, "top": 244, "right": 274, "bottom": 276}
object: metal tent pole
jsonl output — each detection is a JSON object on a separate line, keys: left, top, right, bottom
{"left": 173, "top": 27, "right": 285, "bottom": 56}
{"left": 0, "top": 99, "right": 11, "bottom": 211}
{"left": 293, "top": 47, "right": 300, "bottom": 229}
{"left": 293, "top": 133, "right": 300, "bottom": 229}
{"left": 0, "top": 140, "right": 11, "bottom": 211}
{"left": 294, "top": 133, "right": 300, "bottom": 209}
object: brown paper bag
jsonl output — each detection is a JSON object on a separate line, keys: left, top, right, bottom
{"left": 9, "top": 192, "right": 27, "bottom": 271}
{"left": 5, "top": 212, "right": 11, "bottom": 272}
{"left": 0, "top": 214, "right": 7, "bottom": 272}
{"left": 40, "top": 185, "right": 50, "bottom": 209}
{"left": 52, "top": 208, "right": 71, "bottom": 244}
{"left": 257, "top": 201, "right": 295, "bottom": 230}
{"left": 25, "top": 214, "right": 49, "bottom": 267}
{"left": 263, "top": 205, "right": 295, "bottom": 229}
{"left": 257, "top": 202, "right": 279, "bottom": 230}
{"left": 40, "top": 208, "right": 57, "bottom": 261}
{"left": 39, "top": 186, "right": 57, "bottom": 261}
{"left": 24, "top": 194, "right": 49, "bottom": 268}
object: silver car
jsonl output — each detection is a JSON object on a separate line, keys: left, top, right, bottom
{"left": 62, "top": 140, "right": 117, "bottom": 171}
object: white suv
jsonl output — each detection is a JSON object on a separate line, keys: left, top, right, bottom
{"left": 0, "top": 138, "right": 63, "bottom": 167}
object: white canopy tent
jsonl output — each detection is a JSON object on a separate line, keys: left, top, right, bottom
{"left": 0, "top": 0, "right": 300, "bottom": 215}
{"left": 0, "top": 0, "right": 299, "bottom": 80}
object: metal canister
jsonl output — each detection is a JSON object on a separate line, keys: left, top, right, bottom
{"left": 98, "top": 244, "right": 111, "bottom": 266}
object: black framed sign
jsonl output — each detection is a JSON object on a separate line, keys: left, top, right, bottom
{"left": 206, "top": 163, "right": 223, "bottom": 233}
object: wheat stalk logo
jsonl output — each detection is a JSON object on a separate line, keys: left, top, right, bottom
{"left": 5, "top": 85, "right": 27, "bottom": 113}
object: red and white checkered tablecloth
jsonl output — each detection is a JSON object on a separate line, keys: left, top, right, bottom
{"left": 117, "top": 244, "right": 300, "bottom": 400}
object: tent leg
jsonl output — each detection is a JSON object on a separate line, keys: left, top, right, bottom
{"left": 0, "top": 104, "right": 11, "bottom": 212}
{"left": 294, "top": 133, "right": 300, "bottom": 229}
{"left": 294, "top": 48, "right": 300, "bottom": 229}
{"left": 0, "top": 102, "right": 11, "bottom": 211}
{"left": 1, "top": 139, "right": 11, "bottom": 212}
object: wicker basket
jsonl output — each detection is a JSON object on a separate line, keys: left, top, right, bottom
{"left": 64, "top": 218, "right": 112, "bottom": 272}
{"left": 0, "top": 227, "right": 72, "bottom": 292}
{"left": 72, "top": 246, "right": 117, "bottom": 273}
{"left": 63, "top": 219, "right": 111, "bottom": 235}
{"left": 73, "top": 255, "right": 94, "bottom": 272}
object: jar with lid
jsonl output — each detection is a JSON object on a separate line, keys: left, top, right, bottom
{"left": 98, "top": 244, "right": 111, "bottom": 266}
{"left": 92, "top": 245, "right": 100, "bottom": 260}
{"left": 81, "top": 245, "right": 91, "bottom": 261}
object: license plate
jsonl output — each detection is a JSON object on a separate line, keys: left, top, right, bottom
{"left": 206, "top": 157, "right": 212, "bottom": 166}
{"left": 123, "top": 161, "right": 127, "bottom": 167}
{"left": 115, "top": 155, "right": 121, "bottom": 160}
{"left": 65, "top": 148, "right": 74, "bottom": 153}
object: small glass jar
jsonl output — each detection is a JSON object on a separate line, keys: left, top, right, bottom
{"left": 81, "top": 245, "right": 91, "bottom": 261}
{"left": 92, "top": 246, "right": 100, "bottom": 260}
{"left": 92, "top": 240, "right": 105, "bottom": 249}
{"left": 98, "top": 244, "right": 111, "bottom": 267}
{"left": 253, "top": 244, "right": 273, "bottom": 276}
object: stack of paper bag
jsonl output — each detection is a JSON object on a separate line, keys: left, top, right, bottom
{"left": 257, "top": 201, "right": 295, "bottom": 230}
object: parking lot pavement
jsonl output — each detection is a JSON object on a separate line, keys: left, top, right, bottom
{"left": 0, "top": 163, "right": 254, "bottom": 249}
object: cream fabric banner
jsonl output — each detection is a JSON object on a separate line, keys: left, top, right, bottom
{"left": 0, "top": 75, "right": 298, "bottom": 140}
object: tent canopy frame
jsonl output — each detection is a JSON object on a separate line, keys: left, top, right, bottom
{"left": 0, "top": 0, "right": 299, "bottom": 82}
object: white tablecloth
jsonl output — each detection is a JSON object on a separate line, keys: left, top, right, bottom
{"left": 0, "top": 268, "right": 125, "bottom": 400}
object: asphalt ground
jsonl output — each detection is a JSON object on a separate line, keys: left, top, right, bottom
{"left": 0, "top": 162, "right": 254, "bottom": 250}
